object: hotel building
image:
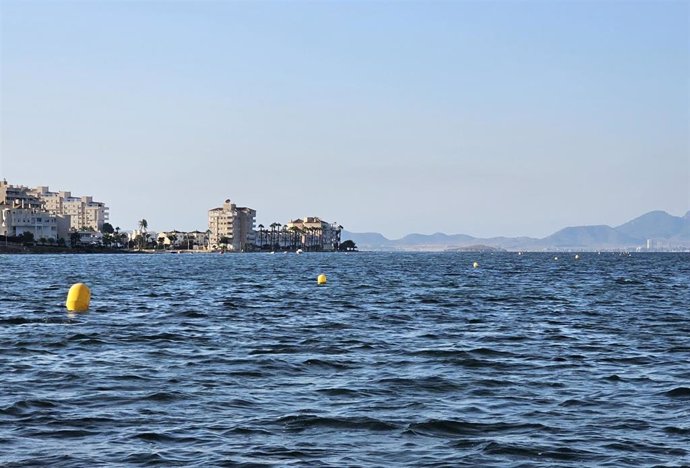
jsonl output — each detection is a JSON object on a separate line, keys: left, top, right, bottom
{"left": 1, "top": 180, "right": 109, "bottom": 241}
{"left": 284, "top": 217, "right": 342, "bottom": 251}
{"left": 30, "top": 186, "right": 109, "bottom": 231}
{"left": 208, "top": 199, "right": 256, "bottom": 251}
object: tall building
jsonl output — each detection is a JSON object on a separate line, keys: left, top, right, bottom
{"left": 0, "top": 180, "right": 42, "bottom": 209}
{"left": 1, "top": 180, "right": 109, "bottom": 240}
{"left": 0, "top": 181, "right": 70, "bottom": 240}
{"left": 208, "top": 199, "right": 256, "bottom": 251}
{"left": 31, "top": 186, "right": 109, "bottom": 231}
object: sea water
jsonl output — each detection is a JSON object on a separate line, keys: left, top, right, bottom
{"left": 1, "top": 252, "right": 689, "bottom": 466}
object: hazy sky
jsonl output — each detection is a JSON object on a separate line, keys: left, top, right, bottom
{"left": 1, "top": 0, "right": 688, "bottom": 238}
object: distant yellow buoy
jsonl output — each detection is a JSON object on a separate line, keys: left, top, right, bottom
{"left": 66, "top": 283, "right": 91, "bottom": 312}
{"left": 575, "top": 254, "right": 580, "bottom": 260}
{"left": 554, "top": 256, "right": 558, "bottom": 260}
{"left": 473, "top": 261, "right": 479, "bottom": 268}
{"left": 317, "top": 274, "right": 327, "bottom": 285}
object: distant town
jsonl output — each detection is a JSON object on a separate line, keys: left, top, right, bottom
{"left": 3, "top": 179, "right": 688, "bottom": 254}
{"left": 0, "top": 180, "right": 354, "bottom": 253}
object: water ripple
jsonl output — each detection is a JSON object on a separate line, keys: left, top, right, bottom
{"left": 0, "top": 252, "right": 688, "bottom": 466}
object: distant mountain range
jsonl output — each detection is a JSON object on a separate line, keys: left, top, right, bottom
{"left": 341, "top": 210, "right": 690, "bottom": 251}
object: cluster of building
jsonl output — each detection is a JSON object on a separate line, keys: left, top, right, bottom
{"left": 161, "top": 199, "right": 342, "bottom": 252}
{"left": 1, "top": 180, "right": 342, "bottom": 251}
{"left": 1, "top": 180, "right": 109, "bottom": 242}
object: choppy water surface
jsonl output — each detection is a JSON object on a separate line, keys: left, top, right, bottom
{"left": 1, "top": 252, "right": 689, "bottom": 467}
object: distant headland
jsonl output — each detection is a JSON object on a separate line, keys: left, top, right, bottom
{"left": 341, "top": 210, "right": 690, "bottom": 252}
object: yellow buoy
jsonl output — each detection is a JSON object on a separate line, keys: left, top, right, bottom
{"left": 575, "top": 254, "right": 580, "bottom": 260}
{"left": 317, "top": 274, "right": 327, "bottom": 285}
{"left": 473, "top": 261, "right": 479, "bottom": 268}
{"left": 66, "top": 283, "right": 91, "bottom": 312}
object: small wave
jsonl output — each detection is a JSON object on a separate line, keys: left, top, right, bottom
{"left": 131, "top": 431, "right": 197, "bottom": 443}
{"left": 249, "top": 345, "right": 301, "bottom": 355}
{"left": 277, "top": 414, "right": 398, "bottom": 432}
{"left": 1, "top": 399, "right": 58, "bottom": 416}
{"left": 223, "top": 398, "right": 257, "bottom": 408}
{"left": 416, "top": 296, "right": 442, "bottom": 304}
{"left": 482, "top": 442, "right": 600, "bottom": 461}
{"left": 139, "top": 391, "right": 185, "bottom": 402}
{"left": 377, "top": 376, "right": 461, "bottom": 392}
{"left": 614, "top": 277, "right": 643, "bottom": 285}
{"left": 112, "top": 373, "right": 153, "bottom": 381}
{"left": 601, "top": 356, "right": 654, "bottom": 365}
{"left": 220, "top": 299, "right": 243, "bottom": 310}
{"left": 26, "top": 428, "right": 100, "bottom": 438}
{"left": 663, "top": 426, "right": 690, "bottom": 435}
{"left": 603, "top": 440, "right": 687, "bottom": 456}
{"left": 124, "top": 452, "right": 169, "bottom": 464}
{"left": 245, "top": 445, "right": 331, "bottom": 461}
{"left": 316, "top": 387, "right": 365, "bottom": 397}
{"left": 134, "top": 332, "right": 187, "bottom": 343}
{"left": 411, "top": 349, "right": 472, "bottom": 358}
{"left": 664, "top": 387, "right": 690, "bottom": 398}
{"left": 0, "top": 316, "right": 74, "bottom": 325}
{"left": 302, "top": 358, "right": 351, "bottom": 370}
{"left": 559, "top": 399, "right": 599, "bottom": 407}
{"left": 227, "top": 370, "right": 264, "bottom": 378}
{"left": 67, "top": 333, "right": 106, "bottom": 345}
{"left": 604, "top": 374, "right": 623, "bottom": 381}
{"left": 223, "top": 426, "right": 273, "bottom": 436}
{"left": 407, "top": 419, "right": 550, "bottom": 437}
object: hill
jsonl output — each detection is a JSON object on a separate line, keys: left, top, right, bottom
{"left": 340, "top": 210, "right": 690, "bottom": 251}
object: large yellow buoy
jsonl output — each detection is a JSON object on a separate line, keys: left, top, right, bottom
{"left": 66, "top": 283, "right": 91, "bottom": 312}
{"left": 317, "top": 274, "right": 327, "bottom": 285}
{"left": 473, "top": 261, "right": 479, "bottom": 269}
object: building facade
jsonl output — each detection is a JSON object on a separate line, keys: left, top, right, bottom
{"left": 283, "top": 217, "right": 342, "bottom": 251}
{"left": 31, "top": 186, "right": 109, "bottom": 231}
{"left": 208, "top": 199, "right": 256, "bottom": 251}
{"left": 157, "top": 230, "right": 209, "bottom": 250}
{"left": 1, "top": 181, "right": 70, "bottom": 241}
{"left": 1, "top": 207, "right": 69, "bottom": 241}
{"left": 1, "top": 180, "right": 109, "bottom": 242}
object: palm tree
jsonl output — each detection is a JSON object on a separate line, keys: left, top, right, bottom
{"left": 257, "top": 224, "right": 264, "bottom": 250}
{"left": 138, "top": 219, "right": 148, "bottom": 238}
{"left": 280, "top": 226, "right": 288, "bottom": 250}
{"left": 275, "top": 223, "right": 282, "bottom": 250}
{"left": 269, "top": 223, "right": 279, "bottom": 250}
{"left": 289, "top": 226, "right": 299, "bottom": 251}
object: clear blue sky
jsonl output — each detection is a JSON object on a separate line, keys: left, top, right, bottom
{"left": 1, "top": 0, "right": 687, "bottom": 238}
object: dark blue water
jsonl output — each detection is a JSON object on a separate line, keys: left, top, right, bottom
{"left": 1, "top": 252, "right": 689, "bottom": 467}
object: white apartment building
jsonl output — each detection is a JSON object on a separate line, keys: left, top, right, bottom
{"left": 208, "top": 199, "right": 256, "bottom": 251}
{"left": 284, "top": 216, "right": 342, "bottom": 251}
{"left": 1, "top": 181, "right": 70, "bottom": 240}
{"left": 1, "top": 207, "right": 69, "bottom": 241}
{"left": 1, "top": 181, "right": 109, "bottom": 240}
{"left": 0, "top": 180, "right": 42, "bottom": 210}
{"left": 31, "top": 186, "right": 109, "bottom": 231}
{"left": 157, "top": 230, "right": 209, "bottom": 250}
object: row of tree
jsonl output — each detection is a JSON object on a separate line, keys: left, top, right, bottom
{"left": 254, "top": 223, "right": 342, "bottom": 252}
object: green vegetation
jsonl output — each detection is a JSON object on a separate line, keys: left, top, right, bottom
{"left": 339, "top": 240, "right": 357, "bottom": 251}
